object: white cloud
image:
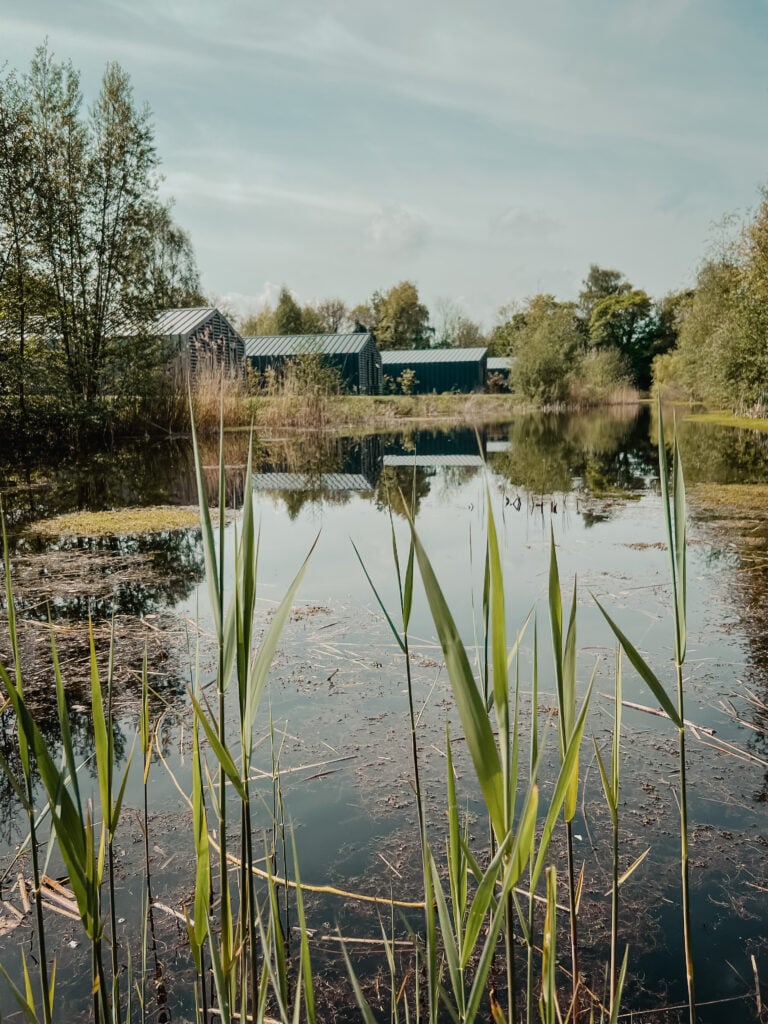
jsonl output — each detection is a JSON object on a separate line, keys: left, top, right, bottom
{"left": 490, "top": 208, "right": 560, "bottom": 241}
{"left": 367, "top": 203, "right": 429, "bottom": 256}
{"left": 214, "top": 285, "right": 282, "bottom": 321}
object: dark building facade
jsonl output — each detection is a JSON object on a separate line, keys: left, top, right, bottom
{"left": 244, "top": 332, "right": 382, "bottom": 395}
{"left": 381, "top": 347, "right": 488, "bottom": 394}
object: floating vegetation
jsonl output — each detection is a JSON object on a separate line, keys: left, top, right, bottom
{"left": 28, "top": 505, "right": 200, "bottom": 538}
{"left": 684, "top": 411, "right": 768, "bottom": 433}
{"left": 689, "top": 483, "right": 768, "bottom": 517}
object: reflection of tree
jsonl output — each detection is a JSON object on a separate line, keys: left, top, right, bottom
{"left": 435, "top": 465, "right": 480, "bottom": 499}
{"left": 375, "top": 466, "right": 433, "bottom": 518}
{"left": 11, "top": 528, "right": 205, "bottom": 621}
{"left": 674, "top": 420, "right": 768, "bottom": 486}
{"left": 487, "top": 408, "right": 656, "bottom": 500}
{"left": 279, "top": 487, "right": 353, "bottom": 521}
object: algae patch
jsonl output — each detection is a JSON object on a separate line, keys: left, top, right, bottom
{"left": 689, "top": 484, "right": 768, "bottom": 517}
{"left": 29, "top": 505, "right": 200, "bottom": 538}
{"left": 684, "top": 411, "right": 768, "bottom": 433}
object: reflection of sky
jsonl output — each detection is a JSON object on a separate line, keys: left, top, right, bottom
{"left": 176, "top": 463, "right": 743, "bottom": 741}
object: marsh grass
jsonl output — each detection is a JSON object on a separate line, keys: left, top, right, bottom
{"left": 0, "top": 400, "right": 754, "bottom": 1023}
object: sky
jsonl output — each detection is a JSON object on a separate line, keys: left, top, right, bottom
{"left": 4, "top": 0, "right": 768, "bottom": 327}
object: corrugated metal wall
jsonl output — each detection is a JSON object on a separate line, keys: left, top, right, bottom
{"left": 382, "top": 353, "right": 487, "bottom": 393}
{"left": 246, "top": 335, "right": 382, "bottom": 395}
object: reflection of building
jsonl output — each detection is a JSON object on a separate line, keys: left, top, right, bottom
{"left": 252, "top": 436, "right": 383, "bottom": 493}
{"left": 382, "top": 348, "right": 488, "bottom": 393}
{"left": 383, "top": 427, "right": 486, "bottom": 466}
{"left": 245, "top": 333, "right": 383, "bottom": 395}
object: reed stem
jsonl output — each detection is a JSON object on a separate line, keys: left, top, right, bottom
{"left": 677, "top": 665, "right": 695, "bottom": 1024}
{"left": 565, "top": 820, "right": 580, "bottom": 1018}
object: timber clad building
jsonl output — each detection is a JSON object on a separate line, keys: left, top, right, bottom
{"left": 381, "top": 347, "right": 488, "bottom": 394}
{"left": 244, "top": 332, "right": 383, "bottom": 395}
{"left": 156, "top": 308, "right": 245, "bottom": 373}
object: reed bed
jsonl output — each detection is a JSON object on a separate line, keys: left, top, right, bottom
{"left": 0, "top": 397, "right": 762, "bottom": 1023}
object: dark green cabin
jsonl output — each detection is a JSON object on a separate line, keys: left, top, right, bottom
{"left": 244, "top": 333, "right": 382, "bottom": 395}
{"left": 381, "top": 347, "right": 487, "bottom": 394}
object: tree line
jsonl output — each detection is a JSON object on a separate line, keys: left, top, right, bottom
{"left": 3, "top": 44, "right": 767, "bottom": 443}
{"left": 256, "top": 201, "right": 768, "bottom": 411}
{"left": 242, "top": 268, "right": 687, "bottom": 403}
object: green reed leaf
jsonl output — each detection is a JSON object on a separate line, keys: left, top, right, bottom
{"left": 593, "top": 597, "right": 682, "bottom": 728}
{"left": 610, "top": 946, "right": 630, "bottom": 1024}
{"left": 673, "top": 435, "right": 687, "bottom": 663}
{"left": 188, "top": 690, "right": 247, "bottom": 801}
{"left": 351, "top": 539, "right": 406, "bottom": 653}
{"left": 430, "top": 849, "right": 463, "bottom": 1014}
{"left": 531, "top": 669, "right": 594, "bottom": 891}
{"left": 189, "top": 404, "right": 221, "bottom": 642}
{"left": 243, "top": 535, "right": 318, "bottom": 755}
{"left": 594, "top": 740, "right": 617, "bottom": 826}
{"left": 290, "top": 832, "right": 316, "bottom": 1024}
{"left": 461, "top": 834, "right": 509, "bottom": 969}
{"left": 411, "top": 524, "right": 505, "bottom": 838}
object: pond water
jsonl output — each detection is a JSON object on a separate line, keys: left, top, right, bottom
{"left": 1, "top": 405, "right": 768, "bottom": 1022}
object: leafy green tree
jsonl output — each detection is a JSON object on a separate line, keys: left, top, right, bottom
{"left": 510, "top": 294, "right": 583, "bottom": 405}
{"left": 488, "top": 304, "right": 530, "bottom": 356}
{"left": 0, "top": 66, "right": 37, "bottom": 415}
{"left": 659, "top": 188, "right": 768, "bottom": 412}
{"left": 146, "top": 204, "right": 205, "bottom": 308}
{"left": 272, "top": 286, "right": 304, "bottom": 335}
{"left": 0, "top": 44, "right": 204, "bottom": 434}
{"left": 369, "top": 280, "right": 433, "bottom": 349}
{"left": 578, "top": 264, "right": 632, "bottom": 321}
{"left": 240, "top": 305, "right": 276, "bottom": 335}
{"left": 588, "top": 289, "right": 657, "bottom": 387}
{"left": 670, "top": 257, "right": 768, "bottom": 409}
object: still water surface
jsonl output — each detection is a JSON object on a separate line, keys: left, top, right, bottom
{"left": 2, "top": 405, "right": 768, "bottom": 1021}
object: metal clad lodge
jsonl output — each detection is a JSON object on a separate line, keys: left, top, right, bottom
{"left": 244, "top": 333, "right": 383, "bottom": 395}
{"left": 381, "top": 347, "right": 488, "bottom": 394}
{"left": 156, "top": 308, "right": 245, "bottom": 374}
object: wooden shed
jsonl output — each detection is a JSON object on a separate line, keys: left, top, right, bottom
{"left": 381, "top": 347, "right": 488, "bottom": 394}
{"left": 244, "top": 333, "right": 382, "bottom": 395}
{"left": 155, "top": 308, "right": 245, "bottom": 374}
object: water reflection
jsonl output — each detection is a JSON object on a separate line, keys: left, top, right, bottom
{"left": 487, "top": 407, "right": 656, "bottom": 499}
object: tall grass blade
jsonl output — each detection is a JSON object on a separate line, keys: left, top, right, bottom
{"left": 592, "top": 598, "right": 682, "bottom": 728}
{"left": 410, "top": 525, "right": 505, "bottom": 839}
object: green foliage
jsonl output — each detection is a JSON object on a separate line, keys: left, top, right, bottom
{"left": 509, "top": 295, "right": 583, "bottom": 405}
{"left": 574, "top": 347, "right": 633, "bottom": 403}
{"left": 658, "top": 190, "right": 768, "bottom": 411}
{"left": 242, "top": 293, "right": 349, "bottom": 339}
{"left": 272, "top": 286, "right": 304, "bottom": 335}
{"left": 588, "top": 289, "right": 658, "bottom": 388}
{"left": 369, "top": 280, "right": 433, "bottom": 349}
{"left": 0, "top": 44, "right": 202, "bottom": 437}
{"left": 578, "top": 264, "right": 632, "bottom": 321}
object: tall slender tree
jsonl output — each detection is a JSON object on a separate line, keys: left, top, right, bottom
{"left": 0, "top": 44, "right": 203, "bottom": 433}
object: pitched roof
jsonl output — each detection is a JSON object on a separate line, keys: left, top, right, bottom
{"left": 154, "top": 308, "right": 222, "bottom": 336}
{"left": 244, "top": 333, "right": 375, "bottom": 358}
{"left": 380, "top": 347, "right": 487, "bottom": 364}
{"left": 487, "top": 356, "right": 513, "bottom": 371}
